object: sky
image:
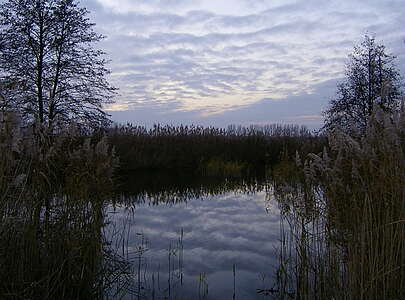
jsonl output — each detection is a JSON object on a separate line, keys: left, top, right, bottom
{"left": 85, "top": 0, "right": 405, "bottom": 128}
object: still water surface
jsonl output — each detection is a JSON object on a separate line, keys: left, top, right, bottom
{"left": 107, "top": 173, "right": 282, "bottom": 299}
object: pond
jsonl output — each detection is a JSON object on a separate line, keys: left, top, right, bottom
{"left": 106, "top": 172, "right": 283, "bottom": 300}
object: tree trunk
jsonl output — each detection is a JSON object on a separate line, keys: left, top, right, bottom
{"left": 37, "top": 12, "right": 45, "bottom": 124}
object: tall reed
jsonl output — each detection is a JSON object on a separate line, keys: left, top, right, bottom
{"left": 107, "top": 123, "right": 324, "bottom": 173}
{"left": 0, "top": 113, "right": 130, "bottom": 299}
{"left": 273, "top": 107, "right": 405, "bottom": 299}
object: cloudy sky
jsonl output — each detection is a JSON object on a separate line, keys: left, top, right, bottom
{"left": 86, "top": 0, "right": 405, "bottom": 128}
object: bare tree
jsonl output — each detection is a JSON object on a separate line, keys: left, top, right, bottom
{"left": 0, "top": 0, "right": 116, "bottom": 129}
{"left": 323, "top": 34, "right": 403, "bottom": 135}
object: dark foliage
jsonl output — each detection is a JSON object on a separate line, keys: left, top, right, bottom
{"left": 107, "top": 123, "right": 326, "bottom": 174}
{"left": 324, "top": 34, "right": 403, "bottom": 135}
{"left": 0, "top": 0, "right": 116, "bottom": 129}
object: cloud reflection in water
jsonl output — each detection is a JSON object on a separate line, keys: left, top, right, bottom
{"left": 108, "top": 186, "right": 281, "bottom": 299}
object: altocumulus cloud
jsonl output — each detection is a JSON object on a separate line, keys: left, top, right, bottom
{"left": 86, "top": 0, "right": 405, "bottom": 127}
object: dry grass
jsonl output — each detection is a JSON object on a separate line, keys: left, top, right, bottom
{"left": 0, "top": 115, "right": 130, "bottom": 299}
{"left": 272, "top": 107, "right": 405, "bottom": 299}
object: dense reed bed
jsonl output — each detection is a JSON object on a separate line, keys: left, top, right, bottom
{"left": 0, "top": 113, "right": 131, "bottom": 299}
{"left": 271, "top": 107, "right": 405, "bottom": 299}
{"left": 107, "top": 123, "right": 325, "bottom": 174}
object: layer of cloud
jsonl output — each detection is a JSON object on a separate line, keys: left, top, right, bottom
{"left": 86, "top": 0, "right": 405, "bottom": 126}
{"left": 108, "top": 78, "right": 338, "bottom": 128}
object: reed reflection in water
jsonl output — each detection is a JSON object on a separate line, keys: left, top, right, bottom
{"left": 107, "top": 174, "right": 281, "bottom": 300}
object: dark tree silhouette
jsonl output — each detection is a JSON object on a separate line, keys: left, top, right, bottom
{"left": 324, "top": 35, "right": 403, "bottom": 135}
{"left": 0, "top": 0, "right": 116, "bottom": 129}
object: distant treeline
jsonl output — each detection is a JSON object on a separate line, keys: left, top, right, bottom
{"left": 107, "top": 123, "right": 326, "bottom": 174}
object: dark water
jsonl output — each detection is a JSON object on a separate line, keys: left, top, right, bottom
{"left": 106, "top": 172, "right": 282, "bottom": 299}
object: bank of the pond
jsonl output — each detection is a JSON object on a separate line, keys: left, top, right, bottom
{"left": 107, "top": 123, "right": 325, "bottom": 174}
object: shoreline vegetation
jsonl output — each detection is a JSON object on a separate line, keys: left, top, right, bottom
{"left": 107, "top": 122, "right": 325, "bottom": 176}
{"left": 0, "top": 113, "right": 324, "bottom": 299}
{"left": 1, "top": 108, "right": 404, "bottom": 299}
{"left": 0, "top": 115, "right": 130, "bottom": 299}
{"left": 271, "top": 107, "right": 405, "bottom": 299}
